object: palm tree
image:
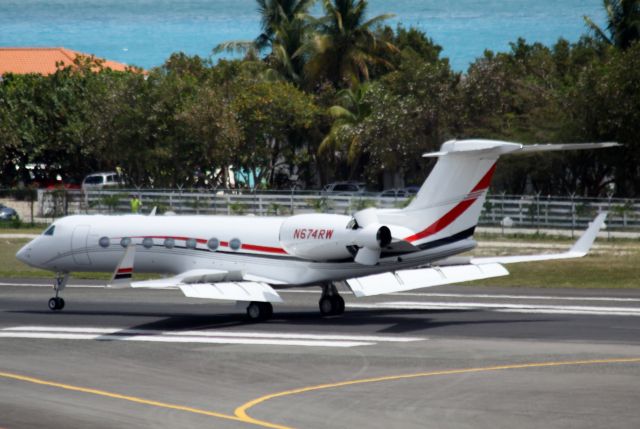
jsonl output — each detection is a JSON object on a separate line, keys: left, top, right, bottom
{"left": 319, "top": 83, "right": 371, "bottom": 176}
{"left": 584, "top": 0, "right": 640, "bottom": 49}
{"left": 255, "top": 0, "right": 315, "bottom": 49}
{"left": 213, "top": 0, "right": 315, "bottom": 82}
{"left": 305, "top": 0, "right": 397, "bottom": 88}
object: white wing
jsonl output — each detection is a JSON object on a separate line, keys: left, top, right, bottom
{"left": 110, "top": 268, "right": 283, "bottom": 303}
{"left": 471, "top": 213, "right": 607, "bottom": 264}
{"left": 346, "top": 263, "right": 509, "bottom": 297}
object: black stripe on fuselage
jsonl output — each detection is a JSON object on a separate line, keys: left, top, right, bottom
{"left": 416, "top": 226, "right": 476, "bottom": 251}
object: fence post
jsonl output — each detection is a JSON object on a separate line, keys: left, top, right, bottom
{"left": 535, "top": 192, "right": 540, "bottom": 234}
{"left": 290, "top": 189, "right": 294, "bottom": 215}
{"left": 607, "top": 193, "right": 613, "bottom": 240}
{"left": 570, "top": 193, "right": 575, "bottom": 239}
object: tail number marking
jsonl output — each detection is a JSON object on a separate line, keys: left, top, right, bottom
{"left": 293, "top": 229, "right": 334, "bottom": 240}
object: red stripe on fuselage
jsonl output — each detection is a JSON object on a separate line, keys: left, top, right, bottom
{"left": 240, "top": 243, "right": 288, "bottom": 254}
{"left": 124, "top": 236, "right": 287, "bottom": 255}
{"left": 404, "top": 163, "right": 497, "bottom": 243}
{"left": 117, "top": 267, "right": 133, "bottom": 274}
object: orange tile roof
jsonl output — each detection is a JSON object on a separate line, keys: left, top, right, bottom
{"left": 0, "top": 47, "right": 139, "bottom": 75}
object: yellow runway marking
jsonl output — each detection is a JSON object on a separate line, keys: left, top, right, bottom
{"left": 0, "top": 371, "right": 263, "bottom": 427}
{"left": 3, "top": 358, "right": 639, "bottom": 429}
{"left": 234, "top": 357, "right": 640, "bottom": 429}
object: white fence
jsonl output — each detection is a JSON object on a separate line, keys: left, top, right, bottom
{"left": 36, "top": 189, "right": 640, "bottom": 231}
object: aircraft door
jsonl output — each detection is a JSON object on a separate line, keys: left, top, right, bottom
{"left": 71, "top": 225, "right": 92, "bottom": 265}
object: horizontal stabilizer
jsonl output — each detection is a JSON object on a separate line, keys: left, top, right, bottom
{"left": 179, "top": 282, "right": 283, "bottom": 303}
{"left": 422, "top": 140, "right": 620, "bottom": 158}
{"left": 518, "top": 142, "right": 620, "bottom": 153}
{"left": 346, "top": 263, "right": 508, "bottom": 297}
{"left": 472, "top": 213, "right": 607, "bottom": 264}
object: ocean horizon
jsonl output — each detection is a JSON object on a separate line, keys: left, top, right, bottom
{"left": 0, "top": 0, "right": 605, "bottom": 72}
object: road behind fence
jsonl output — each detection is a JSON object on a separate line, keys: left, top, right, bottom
{"left": 15, "top": 188, "right": 635, "bottom": 233}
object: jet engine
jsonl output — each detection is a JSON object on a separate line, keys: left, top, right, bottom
{"left": 279, "top": 211, "right": 394, "bottom": 265}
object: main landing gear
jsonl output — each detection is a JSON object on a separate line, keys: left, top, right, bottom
{"left": 246, "top": 301, "right": 273, "bottom": 321}
{"left": 48, "top": 273, "right": 69, "bottom": 311}
{"left": 319, "top": 283, "right": 345, "bottom": 316}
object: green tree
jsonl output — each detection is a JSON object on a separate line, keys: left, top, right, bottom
{"left": 176, "top": 85, "right": 242, "bottom": 187}
{"left": 214, "top": 0, "right": 315, "bottom": 84}
{"left": 231, "top": 80, "right": 321, "bottom": 187}
{"left": 319, "top": 83, "right": 371, "bottom": 176}
{"left": 305, "top": 0, "right": 397, "bottom": 88}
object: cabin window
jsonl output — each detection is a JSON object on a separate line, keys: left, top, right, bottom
{"left": 99, "top": 237, "right": 110, "bottom": 248}
{"left": 43, "top": 225, "right": 55, "bottom": 236}
{"left": 186, "top": 238, "right": 197, "bottom": 249}
{"left": 229, "top": 238, "right": 241, "bottom": 251}
{"left": 207, "top": 238, "right": 219, "bottom": 250}
{"left": 142, "top": 237, "right": 154, "bottom": 249}
{"left": 164, "top": 238, "right": 175, "bottom": 249}
{"left": 120, "top": 237, "right": 131, "bottom": 247}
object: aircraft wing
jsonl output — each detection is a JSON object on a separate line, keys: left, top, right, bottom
{"left": 470, "top": 212, "right": 607, "bottom": 264}
{"left": 346, "top": 263, "right": 509, "bottom": 297}
{"left": 108, "top": 268, "right": 283, "bottom": 303}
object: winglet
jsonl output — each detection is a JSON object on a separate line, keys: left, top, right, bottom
{"left": 470, "top": 212, "right": 607, "bottom": 265}
{"left": 108, "top": 244, "right": 136, "bottom": 288}
{"left": 570, "top": 212, "right": 607, "bottom": 256}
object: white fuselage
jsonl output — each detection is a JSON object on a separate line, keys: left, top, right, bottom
{"left": 17, "top": 214, "right": 476, "bottom": 286}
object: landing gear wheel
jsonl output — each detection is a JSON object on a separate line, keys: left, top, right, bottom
{"left": 48, "top": 297, "right": 64, "bottom": 311}
{"left": 319, "top": 282, "right": 346, "bottom": 316}
{"left": 319, "top": 296, "right": 334, "bottom": 316}
{"left": 246, "top": 302, "right": 273, "bottom": 321}
{"left": 332, "top": 295, "right": 345, "bottom": 315}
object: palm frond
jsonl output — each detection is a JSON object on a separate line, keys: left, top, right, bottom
{"left": 584, "top": 15, "right": 614, "bottom": 45}
{"left": 212, "top": 40, "right": 260, "bottom": 55}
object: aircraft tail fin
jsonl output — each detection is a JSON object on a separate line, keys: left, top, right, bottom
{"left": 381, "top": 140, "right": 618, "bottom": 248}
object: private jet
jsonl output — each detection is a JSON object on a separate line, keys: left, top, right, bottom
{"left": 16, "top": 140, "right": 617, "bottom": 320}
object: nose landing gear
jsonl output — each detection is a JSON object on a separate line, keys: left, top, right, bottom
{"left": 48, "top": 273, "right": 69, "bottom": 311}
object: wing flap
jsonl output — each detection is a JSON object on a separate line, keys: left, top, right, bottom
{"left": 346, "top": 263, "right": 509, "bottom": 297}
{"left": 179, "top": 282, "right": 283, "bottom": 303}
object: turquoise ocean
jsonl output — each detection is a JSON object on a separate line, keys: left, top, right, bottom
{"left": 0, "top": 1, "right": 605, "bottom": 71}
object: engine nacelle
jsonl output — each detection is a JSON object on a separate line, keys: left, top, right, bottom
{"left": 279, "top": 214, "right": 392, "bottom": 262}
{"left": 279, "top": 214, "right": 354, "bottom": 261}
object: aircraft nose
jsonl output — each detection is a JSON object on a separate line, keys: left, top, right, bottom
{"left": 16, "top": 243, "right": 31, "bottom": 264}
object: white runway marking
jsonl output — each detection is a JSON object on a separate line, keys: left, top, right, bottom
{"left": 0, "top": 282, "right": 104, "bottom": 289}
{"left": 0, "top": 326, "right": 425, "bottom": 348}
{"left": 348, "top": 301, "right": 640, "bottom": 317}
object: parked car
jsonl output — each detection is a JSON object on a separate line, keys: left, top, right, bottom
{"left": 403, "top": 185, "right": 420, "bottom": 195}
{"left": 0, "top": 204, "right": 18, "bottom": 220}
{"left": 322, "top": 181, "right": 367, "bottom": 194}
{"left": 379, "top": 186, "right": 420, "bottom": 198}
{"left": 82, "top": 172, "right": 124, "bottom": 190}
{"left": 379, "top": 188, "right": 409, "bottom": 198}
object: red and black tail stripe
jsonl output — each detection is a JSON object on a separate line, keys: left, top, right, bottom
{"left": 114, "top": 267, "right": 133, "bottom": 280}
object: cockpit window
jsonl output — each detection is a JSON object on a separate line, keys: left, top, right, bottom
{"left": 43, "top": 225, "right": 55, "bottom": 236}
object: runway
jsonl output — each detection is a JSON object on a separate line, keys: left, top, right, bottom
{"left": 1, "top": 279, "right": 639, "bottom": 428}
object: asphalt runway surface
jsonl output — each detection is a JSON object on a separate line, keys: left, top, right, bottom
{"left": 1, "top": 278, "right": 639, "bottom": 429}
